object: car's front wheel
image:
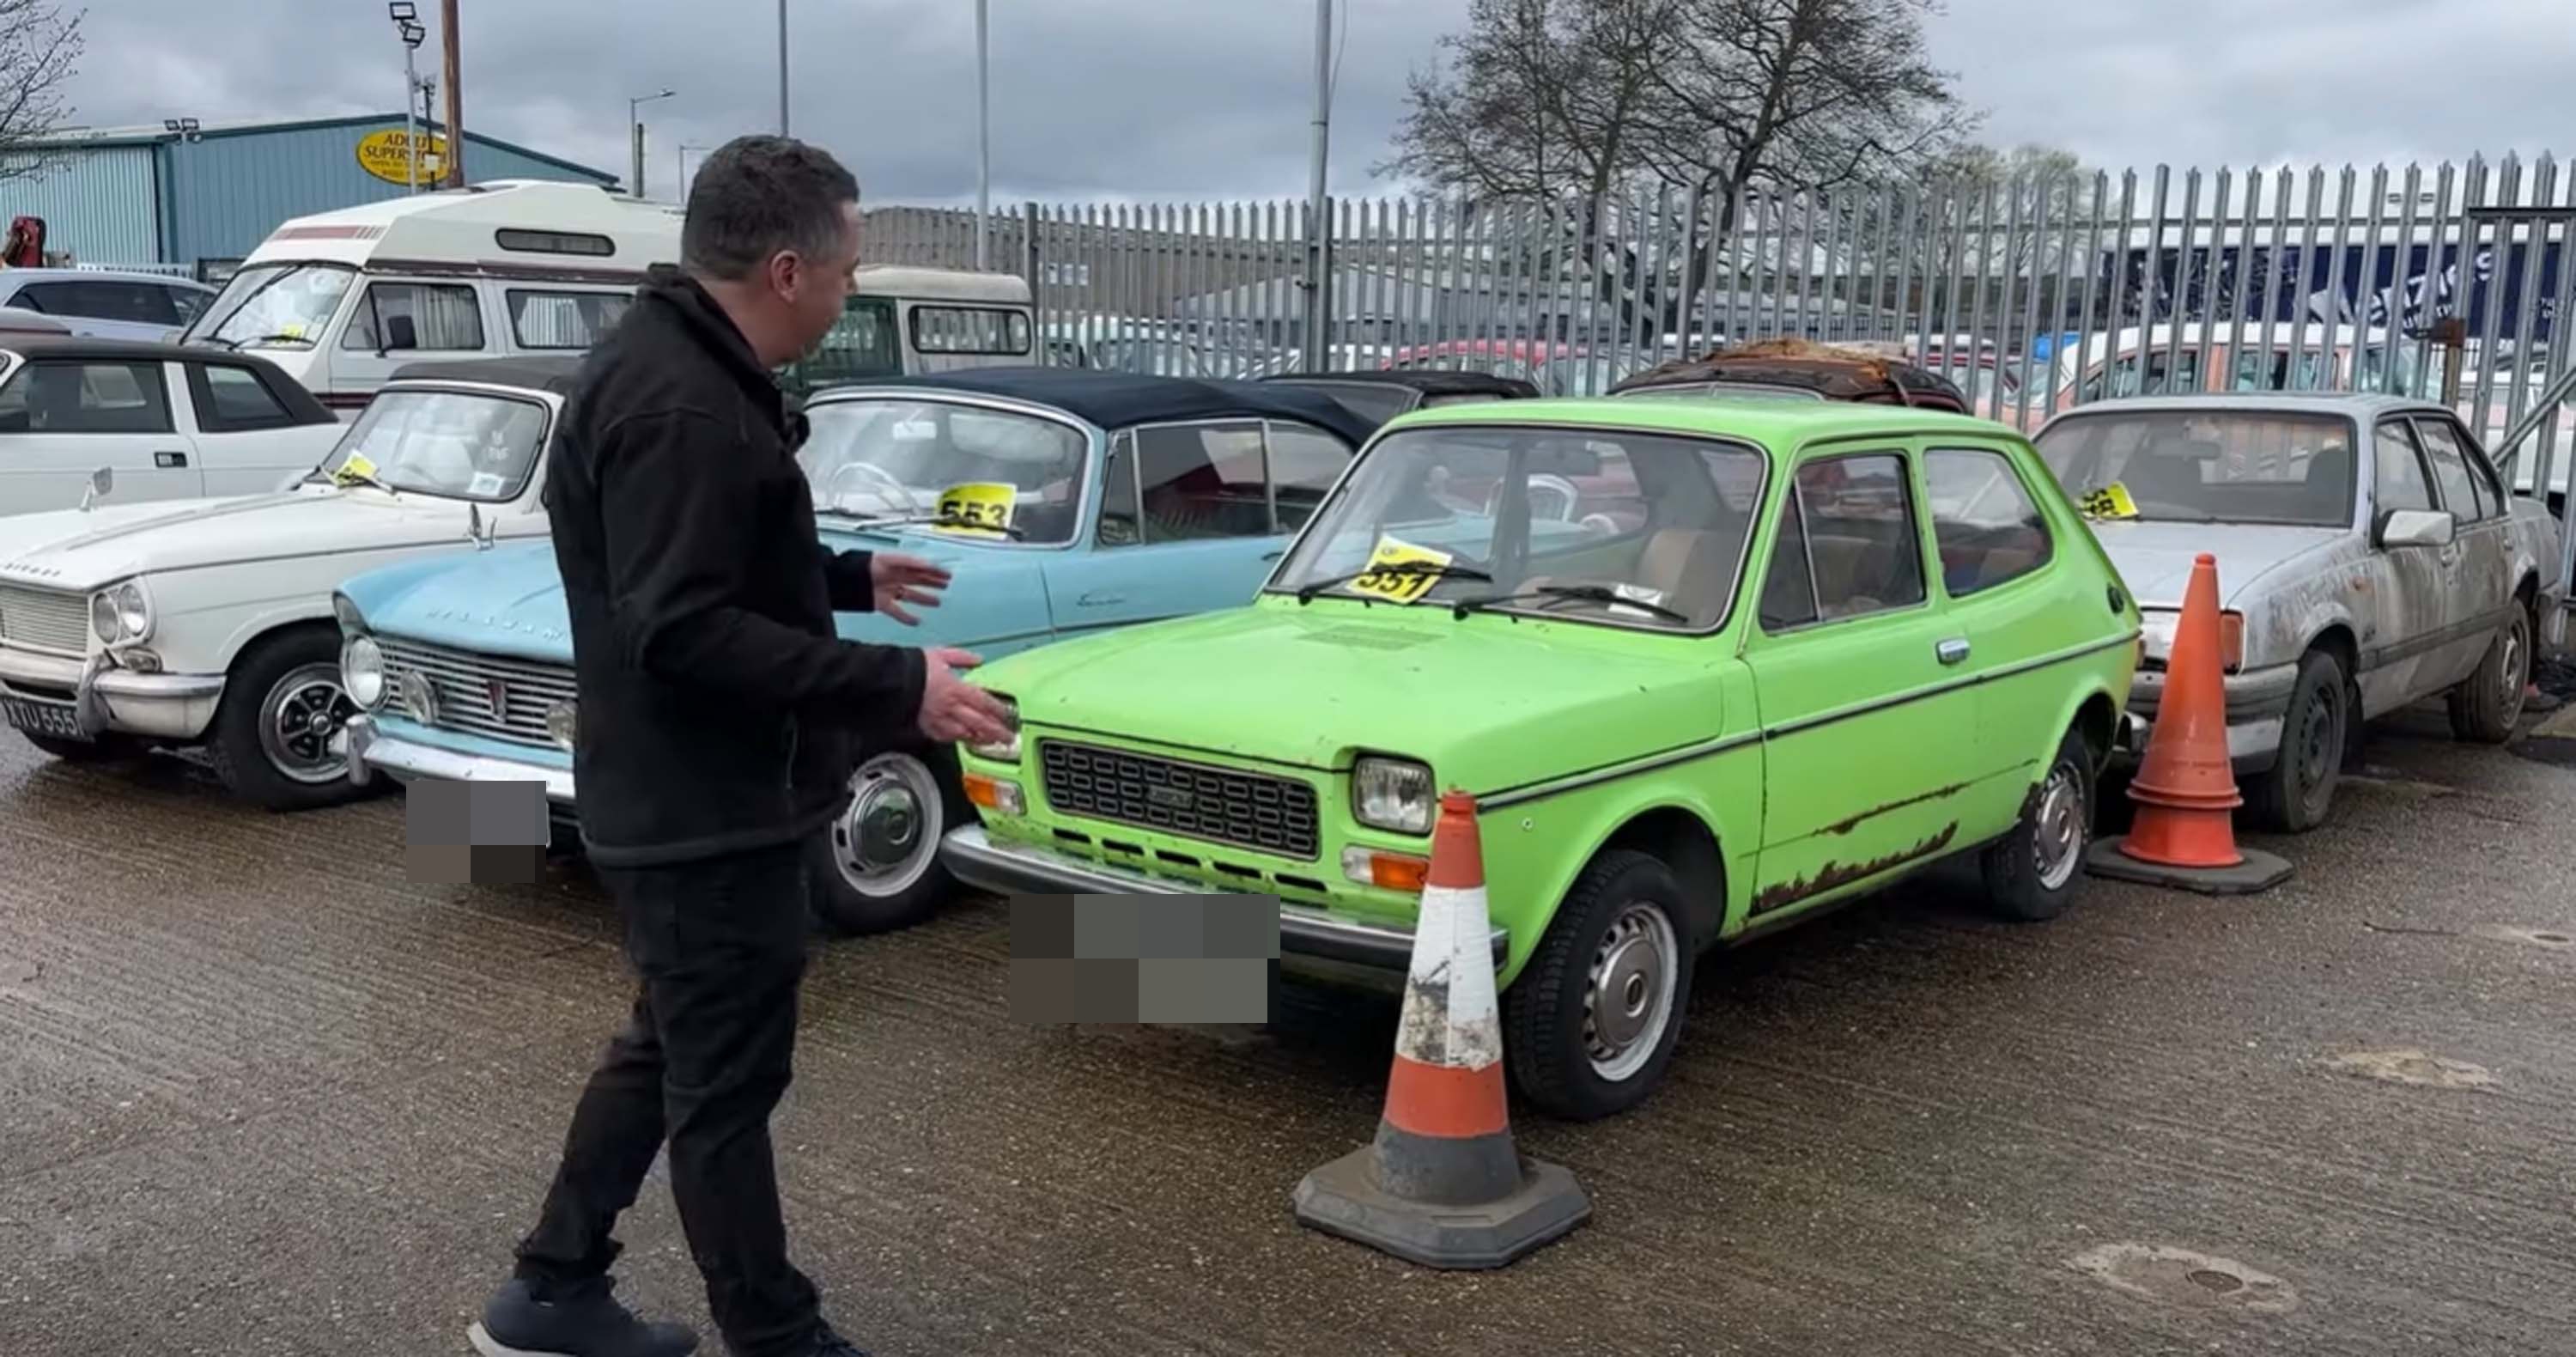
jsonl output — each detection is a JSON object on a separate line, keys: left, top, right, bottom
{"left": 207, "top": 627, "right": 369, "bottom": 812}
{"left": 2244, "top": 649, "right": 2347, "bottom": 834}
{"left": 1504, "top": 849, "right": 1694, "bottom": 1122}
{"left": 2446, "top": 604, "right": 2530, "bottom": 744}
{"left": 804, "top": 745, "right": 969, "bottom": 935}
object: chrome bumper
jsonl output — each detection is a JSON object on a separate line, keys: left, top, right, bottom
{"left": 0, "top": 645, "right": 224, "bottom": 741}
{"left": 343, "top": 714, "right": 578, "bottom": 805}
{"left": 939, "top": 824, "right": 1507, "bottom": 974}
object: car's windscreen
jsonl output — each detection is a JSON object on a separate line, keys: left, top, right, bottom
{"left": 1268, "top": 424, "right": 1767, "bottom": 631}
{"left": 190, "top": 262, "right": 357, "bottom": 350}
{"left": 320, "top": 389, "right": 549, "bottom": 501}
{"left": 797, "top": 398, "right": 1088, "bottom": 545}
{"left": 2035, "top": 410, "right": 2356, "bottom": 526}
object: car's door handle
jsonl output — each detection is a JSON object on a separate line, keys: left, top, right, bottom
{"left": 1077, "top": 591, "right": 1127, "bottom": 606}
{"left": 1935, "top": 637, "right": 1971, "bottom": 666}
{"left": 154, "top": 451, "right": 187, "bottom": 468}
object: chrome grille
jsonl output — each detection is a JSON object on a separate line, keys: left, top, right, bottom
{"left": 377, "top": 636, "right": 575, "bottom": 749}
{"left": 1039, "top": 740, "right": 1320, "bottom": 861}
{"left": 0, "top": 585, "right": 88, "bottom": 655}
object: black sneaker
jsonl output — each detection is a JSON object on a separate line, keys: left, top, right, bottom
{"left": 806, "top": 1320, "right": 872, "bottom": 1357}
{"left": 467, "top": 1276, "right": 698, "bottom": 1357}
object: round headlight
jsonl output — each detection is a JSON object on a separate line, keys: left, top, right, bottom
{"left": 342, "top": 636, "right": 386, "bottom": 709}
{"left": 113, "top": 582, "right": 148, "bottom": 641}
{"left": 397, "top": 670, "right": 439, "bottom": 725}
{"left": 90, "top": 591, "right": 118, "bottom": 644}
{"left": 545, "top": 698, "right": 577, "bottom": 752}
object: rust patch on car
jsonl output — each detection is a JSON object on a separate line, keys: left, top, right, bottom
{"left": 1819, "top": 781, "right": 1970, "bottom": 836}
{"left": 1752, "top": 823, "right": 1959, "bottom": 916}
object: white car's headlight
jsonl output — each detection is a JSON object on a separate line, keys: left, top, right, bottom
{"left": 90, "top": 581, "right": 152, "bottom": 645}
{"left": 969, "top": 693, "right": 1020, "bottom": 762}
{"left": 342, "top": 636, "right": 386, "bottom": 709}
{"left": 1352, "top": 755, "right": 1435, "bottom": 835}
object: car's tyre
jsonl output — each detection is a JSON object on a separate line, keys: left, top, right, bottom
{"left": 2446, "top": 604, "right": 2530, "bottom": 745}
{"left": 1980, "top": 727, "right": 2094, "bottom": 922}
{"left": 804, "top": 745, "right": 969, "bottom": 936}
{"left": 2244, "top": 648, "right": 2348, "bottom": 834}
{"left": 21, "top": 731, "right": 148, "bottom": 763}
{"left": 1503, "top": 849, "right": 1694, "bottom": 1123}
{"left": 206, "top": 627, "right": 368, "bottom": 812}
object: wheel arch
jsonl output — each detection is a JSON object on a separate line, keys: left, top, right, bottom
{"left": 1596, "top": 803, "right": 1728, "bottom": 952}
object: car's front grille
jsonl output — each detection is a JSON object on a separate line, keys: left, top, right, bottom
{"left": 1039, "top": 739, "right": 1320, "bottom": 861}
{"left": 0, "top": 585, "right": 88, "bottom": 655}
{"left": 377, "top": 637, "right": 575, "bottom": 750}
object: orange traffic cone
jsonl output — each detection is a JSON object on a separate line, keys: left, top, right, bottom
{"left": 2087, "top": 552, "right": 2293, "bottom": 894}
{"left": 1292, "top": 789, "right": 1590, "bottom": 1269}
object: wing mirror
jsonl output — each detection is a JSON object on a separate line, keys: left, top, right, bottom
{"left": 77, "top": 466, "right": 112, "bottom": 512}
{"left": 2377, "top": 508, "right": 2455, "bottom": 550}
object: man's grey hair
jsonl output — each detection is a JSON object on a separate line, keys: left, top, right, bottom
{"left": 680, "top": 135, "right": 861, "bottom": 282}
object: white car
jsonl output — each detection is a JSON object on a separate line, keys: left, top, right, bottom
{"left": 1, "top": 338, "right": 346, "bottom": 516}
{"left": 0, "top": 356, "right": 571, "bottom": 809}
{"left": 0, "top": 268, "right": 216, "bottom": 344}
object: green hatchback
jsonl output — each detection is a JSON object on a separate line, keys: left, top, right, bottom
{"left": 943, "top": 399, "right": 2141, "bottom": 1118}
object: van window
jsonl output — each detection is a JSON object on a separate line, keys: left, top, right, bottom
{"left": 799, "top": 296, "right": 902, "bottom": 388}
{"left": 910, "top": 305, "right": 1033, "bottom": 356}
{"left": 343, "top": 282, "right": 486, "bottom": 353}
{"left": 506, "top": 289, "right": 633, "bottom": 350}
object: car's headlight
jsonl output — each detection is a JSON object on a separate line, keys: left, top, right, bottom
{"left": 1352, "top": 755, "right": 1435, "bottom": 835}
{"left": 969, "top": 693, "right": 1020, "bottom": 762}
{"left": 545, "top": 699, "right": 577, "bottom": 752}
{"left": 342, "top": 636, "right": 386, "bottom": 709}
{"left": 90, "top": 581, "right": 152, "bottom": 645}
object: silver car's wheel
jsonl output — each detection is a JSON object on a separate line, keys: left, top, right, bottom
{"left": 1583, "top": 901, "right": 1680, "bottom": 1084}
{"left": 257, "top": 662, "right": 356, "bottom": 785}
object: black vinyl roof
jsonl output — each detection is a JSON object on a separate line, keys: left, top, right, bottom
{"left": 2, "top": 334, "right": 336, "bottom": 424}
{"left": 386, "top": 355, "right": 588, "bottom": 398}
{"left": 1261, "top": 368, "right": 1542, "bottom": 400}
{"left": 817, "top": 365, "right": 1386, "bottom": 445}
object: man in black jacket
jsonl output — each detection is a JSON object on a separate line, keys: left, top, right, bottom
{"left": 467, "top": 137, "right": 1012, "bottom": 1357}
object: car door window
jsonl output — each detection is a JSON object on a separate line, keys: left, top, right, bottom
{"left": 1265, "top": 421, "right": 1353, "bottom": 531}
{"left": 2410, "top": 416, "right": 2484, "bottom": 520}
{"left": 0, "top": 360, "right": 173, "bottom": 434}
{"left": 189, "top": 362, "right": 295, "bottom": 432}
{"left": 1760, "top": 453, "right": 1927, "bottom": 629}
{"left": 16, "top": 280, "right": 180, "bottom": 327}
{"left": 343, "top": 282, "right": 485, "bottom": 352}
{"left": 2374, "top": 419, "right": 2435, "bottom": 514}
{"left": 1924, "top": 448, "right": 2052, "bottom": 596}
{"left": 2412, "top": 417, "right": 2491, "bottom": 520}
{"left": 1129, "top": 420, "right": 1273, "bottom": 541}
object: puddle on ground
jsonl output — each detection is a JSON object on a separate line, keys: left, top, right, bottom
{"left": 2068, "top": 1243, "right": 2299, "bottom": 1314}
{"left": 2472, "top": 923, "right": 2576, "bottom": 951}
{"left": 2326, "top": 1049, "right": 2497, "bottom": 1090}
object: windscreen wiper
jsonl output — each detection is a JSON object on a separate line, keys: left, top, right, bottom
{"left": 1293, "top": 558, "right": 1493, "bottom": 605}
{"left": 1451, "top": 583, "right": 1688, "bottom": 624}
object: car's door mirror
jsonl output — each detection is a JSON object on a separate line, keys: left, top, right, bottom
{"left": 78, "top": 465, "right": 112, "bottom": 511}
{"left": 2377, "top": 507, "right": 2455, "bottom": 550}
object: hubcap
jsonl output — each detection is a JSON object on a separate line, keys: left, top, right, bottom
{"left": 2297, "top": 681, "right": 2343, "bottom": 806}
{"left": 1583, "top": 902, "right": 1678, "bottom": 1083}
{"left": 260, "top": 664, "right": 355, "bottom": 784}
{"left": 830, "top": 753, "right": 942, "bottom": 897}
{"left": 2500, "top": 624, "right": 2527, "bottom": 709}
{"left": 2033, "top": 762, "right": 2086, "bottom": 891}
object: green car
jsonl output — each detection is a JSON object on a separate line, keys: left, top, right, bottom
{"left": 942, "top": 398, "right": 2142, "bottom": 1118}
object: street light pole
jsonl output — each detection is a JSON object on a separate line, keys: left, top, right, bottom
{"left": 1303, "top": 0, "right": 1334, "bottom": 371}
{"left": 628, "top": 88, "right": 675, "bottom": 199}
{"left": 975, "top": 0, "right": 990, "bottom": 270}
{"left": 776, "top": 0, "right": 791, "bottom": 135}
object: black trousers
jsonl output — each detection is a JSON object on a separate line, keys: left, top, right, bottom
{"left": 513, "top": 841, "right": 822, "bottom": 1357}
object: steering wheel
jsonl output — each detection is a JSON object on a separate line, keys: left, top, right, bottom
{"left": 825, "top": 460, "right": 920, "bottom": 514}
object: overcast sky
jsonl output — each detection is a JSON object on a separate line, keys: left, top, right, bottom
{"left": 69, "top": 0, "right": 2573, "bottom": 205}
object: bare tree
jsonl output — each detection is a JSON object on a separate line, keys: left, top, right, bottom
{"left": 0, "top": 1, "right": 85, "bottom": 185}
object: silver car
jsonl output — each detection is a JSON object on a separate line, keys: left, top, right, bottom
{"left": 0, "top": 269, "right": 216, "bottom": 344}
{"left": 2033, "top": 392, "right": 2567, "bottom": 832}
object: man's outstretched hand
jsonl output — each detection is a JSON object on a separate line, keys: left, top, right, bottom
{"left": 871, "top": 552, "right": 951, "bottom": 625}
{"left": 918, "top": 648, "right": 1014, "bottom": 745}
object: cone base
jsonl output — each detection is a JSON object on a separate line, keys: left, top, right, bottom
{"left": 2086, "top": 837, "right": 2294, "bottom": 896}
{"left": 1293, "top": 1145, "right": 1590, "bottom": 1269}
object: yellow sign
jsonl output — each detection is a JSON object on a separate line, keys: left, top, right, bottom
{"left": 355, "top": 128, "right": 447, "bottom": 186}
{"left": 1345, "top": 537, "right": 1454, "bottom": 605}
{"left": 2079, "top": 482, "right": 2140, "bottom": 521}
{"left": 933, "top": 482, "right": 1017, "bottom": 535}
{"left": 331, "top": 452, "right": 381, "bottom": 486}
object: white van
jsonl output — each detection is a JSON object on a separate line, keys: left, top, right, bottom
{"left": 179, "top": 180, "right": 684, "bottom": 416}
{"left": 784, "top": 265, "right": 1036, "bottom": 398}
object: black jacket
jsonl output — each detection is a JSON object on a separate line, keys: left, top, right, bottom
{"left": 546, "top": 269, "right": 926, "bottom": 867}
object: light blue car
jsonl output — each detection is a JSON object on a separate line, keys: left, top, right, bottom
{"left": 331, "top": 367, "right": 1383, "bottom": 932}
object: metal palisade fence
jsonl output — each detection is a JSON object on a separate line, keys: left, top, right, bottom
{"left": 862, "top": 155, "right": 2576, "bottom": 519}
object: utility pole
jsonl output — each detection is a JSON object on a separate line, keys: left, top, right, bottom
{"left": 628, "top": 89, "right": 675, "bottom": 200}
{"left": 440, "top": 0, "right": 464, "bottom": 186}
{"left": 1302, "top": 0, "right": 1333, "bottom": 371}
{"left": 776, "top": 0, "right": 791, "bottom": 135}
{"left": 975, "top": 0, "right": 990, "bottom": 269}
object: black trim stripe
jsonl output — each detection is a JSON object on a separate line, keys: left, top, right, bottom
{"left": 2360, "top": 604, "right": 2518, "bottom": 671}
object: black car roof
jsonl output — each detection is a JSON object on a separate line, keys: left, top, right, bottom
{"left": 386, "top": 356, "right": 588, "bottom": 398}
{"left": 1261, "top": 368, "right": 1543, "bottom": 399}
{"left": 3, "top": 334, "right": 336, "bottom": 424}
{"left": 816, "top": 365, "right": 1385, "bottom": 445}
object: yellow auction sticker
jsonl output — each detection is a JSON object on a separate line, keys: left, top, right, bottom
{"left": 2079, "top": 482, "right": 2140, "bottom": 521}
{"left": 331, "top": 452, "right": 381, "bottom": 486}
{"left": 933, "top": 481, "right": 1017, "bottom": 534}
{"left": 1345, "top": 537, "right": 1453, "bottom": 604}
